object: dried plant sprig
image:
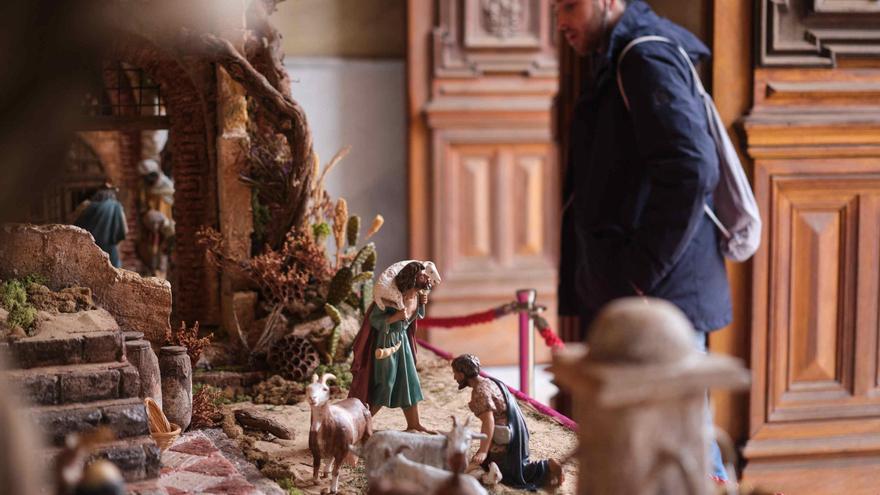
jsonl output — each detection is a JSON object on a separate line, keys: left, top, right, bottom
{"left": 191, "top": 385, "right": 223, "bottom": 429}
{"left": 333, "top": 198, "right": 349, "bottom": 267}
{"left": 164, "top": 321, "right": 213, "bottom": 366}
{"left": 201, "top": 227, "right": 332, "bottom": 307}
{"left": 317, "top": 146, "right": 351, "bottom": 187}
{"left": 308, "top": 146, "right": 351, "bottom": 225}
{"left": 365, "top": 214, "right": 384, "bottom": 240}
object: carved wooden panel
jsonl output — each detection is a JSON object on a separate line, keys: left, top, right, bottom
{"left": 465, "top": 0, "right": 539, "bottom": 47}
{"left": 433, "top": 0, "right": 557, "bottom": 76}
{"left": 759, "top": 0, "right": 880, "bottom": 67}
{"left": 512, "top": 152, "right": 545, "bottom": 258}
{"left": 767, "top": 181, "right": 865, "bottom": 422}
{"left": 813, "top": 0, "right": 880, "bottom": 13}
{"left": 744, "top": 157, "right": 880, "bottom": 493}
{"left": 427, "top": 132, "right": 558, "bottom": 366}
{"left": 437, "top": 139, "right": 556, "bottom": 280}
{"left": 410, "top": 0, "right": 558, "bottom": 366}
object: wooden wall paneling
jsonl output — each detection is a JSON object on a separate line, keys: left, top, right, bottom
{"left": 742, "top": 4, "right": 880, "bottom": 490}
{"left": 856, "top": 193, "right": 880, "bottom": 398}
{"left": 758, "top": 0, "right": 880, "bottom": 67}
{"left": 744, "top": 159, "right": 880, "bottom": 493}
{"left": 409, "top": 0, "right": 559, "bottom": 366}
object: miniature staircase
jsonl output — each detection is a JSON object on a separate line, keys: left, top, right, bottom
{"left": 1, "top": 326, "right": 161, "bottom": 482}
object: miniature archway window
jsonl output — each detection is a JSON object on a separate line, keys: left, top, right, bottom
{"left": 81, "top": 62, "right": 167, "bottom": 118}
{"left": 29, "top": 137, "right": 108, "bottom": 224}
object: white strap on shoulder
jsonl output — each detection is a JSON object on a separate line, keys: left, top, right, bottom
{"left": 616, "top": 35, "right": 705, "bottom": 110}
{"left": 616, "top": 35, "right": 730, "bottom": 238}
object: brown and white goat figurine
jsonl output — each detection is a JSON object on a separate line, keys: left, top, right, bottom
{"left": 307, "top": 373, "right": 372, "bottom": 494}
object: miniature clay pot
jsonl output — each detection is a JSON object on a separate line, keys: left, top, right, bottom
{"left": 159, "top": 346, "right": 192, "bottom": 431}
{"left": 125, "top": 338, "right": 163, "bottom": 407}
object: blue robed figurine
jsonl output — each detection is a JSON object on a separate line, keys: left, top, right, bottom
{"left": 74, "top": 184, "right": 128, "bottom": 268}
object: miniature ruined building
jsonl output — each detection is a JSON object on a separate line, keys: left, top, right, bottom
{"left": 19, "top": 0, "right": 285, "bottom": 331}
{"left": 0, "top": 0, "right": 307, "bottom": 486}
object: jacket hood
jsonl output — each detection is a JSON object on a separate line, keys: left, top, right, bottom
{"left": 606, "top": 0, "right": 710, "bottom": 66}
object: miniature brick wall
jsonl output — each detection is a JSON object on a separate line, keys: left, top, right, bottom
{"left": 112, "top": 36, "right": 220, "bottom": 325}
{"left": 119, "top": 130, "right": 143, "bottom": 272}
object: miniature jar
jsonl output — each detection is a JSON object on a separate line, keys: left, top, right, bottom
{"left": 125, "top": 335, "right": 163, "bottom": 407}
{"left": 159, "top": 346, "right": 192, "bottom": 431}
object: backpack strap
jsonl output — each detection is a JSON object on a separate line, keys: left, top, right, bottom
{"left": 616, "top": 35, "right": 731, "bottom": 239}
{"left": 616, "top": 35, "right": 706, "bottom": 110}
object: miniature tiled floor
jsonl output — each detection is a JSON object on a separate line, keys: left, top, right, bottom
{"left": 127, "top": 429, "right": 284, "bottom": 495}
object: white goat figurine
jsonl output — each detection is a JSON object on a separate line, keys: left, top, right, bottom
{"left": 373, "top": 260, "right": 441, "bottom": 311}
{"left": 372, "top": 450, "right": 488, "bottom": 495}
{"left": 307, "top": 373, "right": 372, "bottom": 494}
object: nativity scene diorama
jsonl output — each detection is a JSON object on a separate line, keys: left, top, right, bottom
{"left": 0, "top": 1, "right": 764, "bottom": 495}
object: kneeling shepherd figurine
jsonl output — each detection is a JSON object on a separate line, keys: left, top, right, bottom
{"left": 451, "top": 354, "right": 564, "bottom": 491}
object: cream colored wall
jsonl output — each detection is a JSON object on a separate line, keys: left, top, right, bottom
{"left": 274, "top": 1, "right": 408, "bottom": 264}
{"left": 274, "top": 0, "right": 405, "bottom": 58}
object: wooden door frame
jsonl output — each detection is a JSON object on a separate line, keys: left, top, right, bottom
{"left": 407, "top": 0, "right": 432, "bottom": 261}
{"left": 708, "top": 0, "right": 754, "bottom": 447}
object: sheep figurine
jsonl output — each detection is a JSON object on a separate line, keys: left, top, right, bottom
{"left": 373, "top": 260, "right": 442, "bottom": 311}
{"left": 371, "top": 450, "right": 488, "bottom": 495}
{"left": 358, "top": 416, "right": 485, "bottom": 478}
{"left": 307, "top": 373, "right": 373, "bottom": 494}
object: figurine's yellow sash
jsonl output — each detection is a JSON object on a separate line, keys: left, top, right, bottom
{"left": 374, "top": 341, "right": 402, "bottom": 360}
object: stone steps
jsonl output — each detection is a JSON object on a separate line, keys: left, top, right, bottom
{"left": 8, "top": 330, "right": 123, "bottom": 369}
{"left": 1, "top": 309, "right": 162, "bottom": 485}
{"left": 32, "top": 397, "right": 150, "bottom": 447}
{"left": 47, "top": 435, "right": 162, "bottom": 482}
{"left": 5, "top": 361, "right": 140, "bottom": 406}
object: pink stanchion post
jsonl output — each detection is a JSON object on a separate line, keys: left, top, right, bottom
{"left": 517, "top": 289, "right": 537, "bottom": 396}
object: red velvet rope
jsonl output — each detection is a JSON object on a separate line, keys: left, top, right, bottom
{"left": 539, "top": 326, "right": 565, "bottom": 350}
{"left": 420, "top": 307, "right": 566, "bottom": 351}
{"left": 420, "top": 309, "right": 498, "bottom": 329}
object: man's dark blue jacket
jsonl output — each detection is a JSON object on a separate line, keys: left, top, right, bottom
{"left": 559, "top": 0, "right": 732, "bottom": 335}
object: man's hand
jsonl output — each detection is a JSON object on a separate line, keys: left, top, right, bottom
{"left": 471, "top": 451, "right": 488, "bottom": 466}
{"left": 418, "top": 292, "right": 428, "bottom": 306}
{"left": 387, "top": 308, "right": 408, "bottom": 324}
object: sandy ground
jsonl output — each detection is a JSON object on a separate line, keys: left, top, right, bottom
{"left": 222, "top": 350, "right": 579, "bottom": 494}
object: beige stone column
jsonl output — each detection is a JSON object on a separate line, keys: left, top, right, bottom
{"left": 214, "top": 1, "right": 256, "bottom": 339}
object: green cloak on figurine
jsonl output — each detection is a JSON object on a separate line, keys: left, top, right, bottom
{"left": 349, "top": 260, "right": 437, "bottom": 433}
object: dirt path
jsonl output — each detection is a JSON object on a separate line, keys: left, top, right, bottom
{"left": 223, "top": 350, "right": 579, "bottom": 494}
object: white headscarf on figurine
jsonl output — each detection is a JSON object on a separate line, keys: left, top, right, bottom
{"left": 373, "top": 260, "right": 442, "bottom": 310}
{"left": 137, "top": 158, "right": 175, "bottom": 206}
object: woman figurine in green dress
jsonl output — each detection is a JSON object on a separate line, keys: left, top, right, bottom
{"left": 349, "top": 261, "right": 435, "bottom": 433}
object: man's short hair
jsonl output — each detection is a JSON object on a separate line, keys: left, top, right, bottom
{"left": 451, "top": 354, "right": 481, "bottom": 378}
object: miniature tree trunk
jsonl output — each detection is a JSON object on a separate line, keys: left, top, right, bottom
{"left": 268, "top": 334, "right": 320, "bottom": 381}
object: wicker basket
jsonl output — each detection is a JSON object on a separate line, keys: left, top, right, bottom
{"left": 144, "top": 398, "right": 181, "bottom": 452}
{"left": 150, "top": 423, "right": 181, "bottom": 452}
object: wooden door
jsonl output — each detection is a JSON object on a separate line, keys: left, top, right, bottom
{"left": 741, "top": 2, "right": 880, "bottom": 492}
{"left": 407, "top": 0, "right": 559, "bottom": 365}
